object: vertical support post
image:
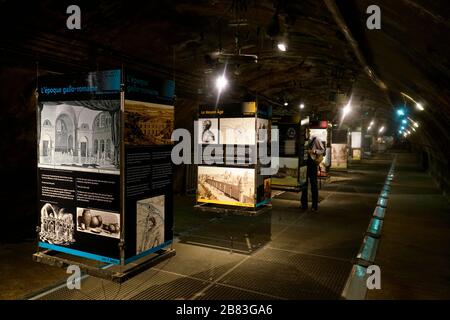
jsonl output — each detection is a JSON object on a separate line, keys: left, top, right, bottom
{"left": 119, "top": 69, "right": 126, "bottom": 265}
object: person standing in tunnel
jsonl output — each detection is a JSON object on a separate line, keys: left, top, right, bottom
{"left": 300, "top": 129, "right": 325, "bottom": 212}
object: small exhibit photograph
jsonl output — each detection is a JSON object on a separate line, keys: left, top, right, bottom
{"left": 353, "top": 149, "right": 362, "bottom": 161}
{"left": 197, "top": 166, "right": 255, "bottom": 206}
{"left": 219, "top": 118, "right": 256, "bottom": 145}
{"left": 284, "top": 140, "right": 297, "bottom": 156}
{"left": 299, "top": 166, "right": 307, "bottom": 185}
{"left": 136, "top": 195, "right": 165, "bottom": 255}
{"left": 263, "top": 178, "right": 271, "bottom": 200}
{"left": 351, "top": 132, "right": 362, "bottom": 149}
{"left": 197, "top": 118, "right": 219, "bottom": 144}
{"left": 257, "top": 118, "right": 270, "bottom": 143}
{"left": 278, "top": 124, "right": 298, "bottom": 156}
{"left": 272, "top": 157, "right": 299, "bottom": 187}
{"left": 331, "top": 144, "right": 348, "bottom": 169}
{"left": 124, "top": 100, "right": 174, "bottom": 145}
{"left": 38, "top": 101, "right": 120, "bottom": 174}
{"left": 76, "top": 208, "right": 120, "bottom": 239}
{"left": 39, "top": 203, "right": 75, "bottom": 246}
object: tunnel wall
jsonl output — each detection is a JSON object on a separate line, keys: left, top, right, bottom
{"left": 337, "top": 0, "right": 450, "bottom": 199}
{"left": 0, "top": 66, "right": 37, "bottom": 242}
{"left": 428, "top": 153, "right": 450, "bottom": 197}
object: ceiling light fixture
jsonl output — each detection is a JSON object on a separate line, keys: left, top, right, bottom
{"left": 408, "top": 117, "right": 420, "bottom": 128}
{"left": 400, "top": 92, "right": 425, "bottom": 111}
{"left": 215, "top": 74, "right": 228, "bottom": 93}
{"left": 342, "top": 101, "right": 352, "bottom": 120}
{"left": 397, "top": 109, "right": 405, "bottom": 117}
{"left": 277, "top": 43, "right": 287, "bottom": 52}
{"left": 416, "top": 103, "right": 425, "bottom": 111}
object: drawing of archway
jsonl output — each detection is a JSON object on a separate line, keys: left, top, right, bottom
{"left": 93, "top": 112, "right": 113, "bottom": 165}
{"left": 41, "top": 134, "right": 52, "bottom": 159}
{"left": 79, "top": 136, "right": 89, "bottom": 158}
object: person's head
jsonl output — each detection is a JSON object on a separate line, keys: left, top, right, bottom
{"left": 203, "top": 120, "right": 212, "bottom": 131}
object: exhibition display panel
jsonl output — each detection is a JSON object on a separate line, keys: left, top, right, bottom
{"left": 351, "top": 131, "right": 362, "bottom": 161}
{"left": 196, "top": 102, "right": 272, "bottom": 211}
{"left": 331, "top": 129, "right": 349, "bottom": 170}
{"left": 35, "top": 69, "right": 175, "bottom": 270}
{"left": 271, "top": 113, "right": 306, "bottom": 191}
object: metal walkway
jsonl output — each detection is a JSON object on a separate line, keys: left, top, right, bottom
{"left": 30, "top": 157, "right": 392, "bottom": 300}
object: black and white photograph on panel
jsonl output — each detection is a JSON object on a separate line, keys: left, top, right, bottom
{"left": 257, "top": 118, "right": 270, "bottom": 143}
{"left": 39, "top": 203, "right": 75, "bottom": 246}
{"left": 38, "top": 100, "right": 120, "bottom": 174}
{"left": 197, "top": 166, "right": 255, "bottom": 207}
{"left": 76, "top": 208, "right": 120, "bottom": 239}
{"left": 283, "top": 125, "right": 298, "bottom": 155}
{"left": 136, "top": 195, "right": 165, "bottom": 254}
{"left": 197, "top": 118, "right": 219, "bottom": 144}
{"left": 219, "top": 118, "right": 256, "bottom": 145}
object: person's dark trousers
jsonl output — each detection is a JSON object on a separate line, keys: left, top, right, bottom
{"left": 300, "top": 158, "right": 319, "bottom": 209}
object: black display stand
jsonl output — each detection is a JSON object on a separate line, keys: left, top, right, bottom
{"left": 271, "top": 112, "right": 306, "bottom": 192}
{"left": 189, "top": 101, "right": 273, "bottom": 254}
{"left": 194, "top": 202, "right": 272, "bottom": 217}
{"left": 33, "top": 247, "right": 175, "bottom": 283}
{"left": 196, "top": 101, "right": 272, "bottom": 212}
{"left": 330, "top": 128, "right": 349, "bottom": 172}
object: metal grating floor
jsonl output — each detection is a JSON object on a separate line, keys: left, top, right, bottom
{"left": 32, "top": 159, "right": 390, "bottom": 300}
{"left": 217, "top": 248, "right": 351, "bottom": 300}
{"left": 198, "top": 284, "right": 278, "bottom": 300}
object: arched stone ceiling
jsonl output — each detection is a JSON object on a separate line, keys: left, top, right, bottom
{"left": 0, "top": 1, "right": 365, "bottom": 114}
{"left": 0, "top": 0, "right": 447, "bottom": 139}
{"left": 336, "top": 0, "right": 450, "bottom": 162}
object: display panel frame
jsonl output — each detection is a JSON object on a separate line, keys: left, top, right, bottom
{"left": 196, "top": 101, "right": 272, "bottom": 209}
{"left": 36, "top": 69, "right": 175, "bottom": 265}
{"left": 270, "top": 114, "right": 305, "bottom": 191}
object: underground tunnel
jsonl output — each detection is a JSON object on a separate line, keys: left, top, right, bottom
{"left": 0, "top": 0, "right": 449, "bottom": 305}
